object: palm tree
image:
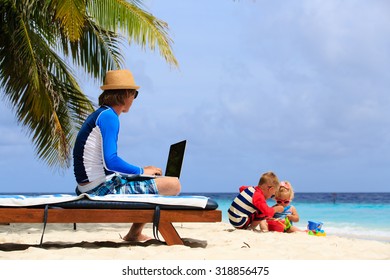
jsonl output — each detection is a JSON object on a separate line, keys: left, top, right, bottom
{"left": 0, "top": 0, "right": 178, "bottom": 169}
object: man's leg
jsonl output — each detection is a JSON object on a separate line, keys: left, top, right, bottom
{"left": 122, "top": 223, "right": 152, "bottom": 242}
{"left": 122, "top": 177, "right": 180, "bottom": 241}
{"left": 155, "top": 177, "right": 181, "bottom": 195}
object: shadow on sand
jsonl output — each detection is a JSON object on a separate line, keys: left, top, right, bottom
{"left": 0, "top": 238, "right": 207, "bottom": 252}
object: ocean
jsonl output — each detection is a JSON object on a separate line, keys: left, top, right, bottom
{"left": 190, "top": 192, "right": 390, "bottom": 243}
{"left": 2, "top": 192, "right": 389, "bottom": 243}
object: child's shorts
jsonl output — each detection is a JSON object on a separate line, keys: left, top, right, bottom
{"left": 229, "top": 212, "right": 266, "bottom": 229}
{"left": 76, "top": 175, "right": 158, "bottom": 195}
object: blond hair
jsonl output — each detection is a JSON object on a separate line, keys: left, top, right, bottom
{"left": 258, "top": 171, "right": 280, "bottom": 190}
{"left": 275, "top": 181, "right": 295, "bottom": 200}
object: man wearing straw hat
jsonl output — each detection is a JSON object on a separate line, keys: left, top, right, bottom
{"left": 73, "top": 69, "right": 181, "bottom": 241}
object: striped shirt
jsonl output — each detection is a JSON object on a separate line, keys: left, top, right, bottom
{"left": 228, "top": 186, "right": 275, "bottom": 228}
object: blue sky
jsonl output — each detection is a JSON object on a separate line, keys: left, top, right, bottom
{"left": 1, "top": 0, "right": 390, "bottom": 193}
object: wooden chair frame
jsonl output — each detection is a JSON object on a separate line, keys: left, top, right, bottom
{"left": 0, "top": 207, "right": 222, "bottom": 246}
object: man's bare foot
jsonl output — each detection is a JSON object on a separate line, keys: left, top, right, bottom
{"left": 122, "top": 233, "right": 153, "bottom": 242}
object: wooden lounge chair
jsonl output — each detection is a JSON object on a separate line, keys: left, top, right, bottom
{"left": 0, "top": 196, "right": 222, "bottom": 246}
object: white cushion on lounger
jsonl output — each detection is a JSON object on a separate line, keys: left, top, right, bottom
{"left": 0, "top": 193, "right": 209, "bottom": 208}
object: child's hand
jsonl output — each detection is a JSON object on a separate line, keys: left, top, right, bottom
{"left": 273, "top": 205, "right": 284, "bottom": 213}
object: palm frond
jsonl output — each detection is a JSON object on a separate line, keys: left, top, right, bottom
{"left": 0, "top": 0, "right": 93, "bottom": 168}
{"left": 49, "top": 0, "right": 86, "bottom": 42}
{"left": 60, "top": 18, "right": 125, "bottom": 81}
{"left": 88, "top": 0, "right": 178, "bottom": 67}
{"left": 0, "top": 0, "right": 178, "bottom": 170}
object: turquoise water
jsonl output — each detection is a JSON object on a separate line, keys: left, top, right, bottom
{"left": 2, "top": 192, "right": 389, "bottom": 243}
{"left": 199, "top": 192, "right": 390, "bottom": 243}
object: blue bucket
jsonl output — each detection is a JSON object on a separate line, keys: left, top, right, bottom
{"left": 307, "top": 221, "right": 323, "bottom": 230}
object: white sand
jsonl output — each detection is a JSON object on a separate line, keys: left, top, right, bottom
{"left": 1, "top": 222, "right": 389, "bottom": 260}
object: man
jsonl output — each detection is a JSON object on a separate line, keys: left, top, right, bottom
{"left": 73, "top": 69, "right": 181, "bottom": 241}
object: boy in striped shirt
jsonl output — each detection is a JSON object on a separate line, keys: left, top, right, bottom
{"left": 228, "top": 171, "right": 284, "bottom": 232}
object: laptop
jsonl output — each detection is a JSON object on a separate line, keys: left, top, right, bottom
{"left": 121, "top": 140, "right": 186, "bottom": 180}
{"left": 163, "top": 140, "right": 186, "bottom": 178}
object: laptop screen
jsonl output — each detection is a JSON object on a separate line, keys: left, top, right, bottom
{"left": 165, "top": 140, "right": 186, "bottom": 178}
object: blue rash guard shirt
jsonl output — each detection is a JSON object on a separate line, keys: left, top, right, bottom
{"left": 73, "top": 106, "right": 143, "bottom": 189}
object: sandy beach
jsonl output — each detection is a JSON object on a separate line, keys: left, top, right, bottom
{"left": 1, "top": 222, "right": 389, "bottom": 260}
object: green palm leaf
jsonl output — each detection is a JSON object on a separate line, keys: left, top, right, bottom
{"left": 88, "top": 0, "right": 178, "bottom": 67}
{"left": 50, "top": 0, "right": 86, "bottom": 42}
{"left": 0, "top": 0, "right": 178, "bottom": 170}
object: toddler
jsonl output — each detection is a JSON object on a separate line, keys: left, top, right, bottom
{"left": 272, "top": 181, "right": 302, "bottom": 232}
{"left": 228, "top": 171, "right": 284, "bottom": 232}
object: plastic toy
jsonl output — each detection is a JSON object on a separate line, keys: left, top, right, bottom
{"left": 284, "top": 217, "right": 292, "bottom": 231}
{"left": 307, "top": 220, "right": 323, "bottom": 230}
{"left": 307, "top": 220, "right": 326, "bottom": 236}
{"left": 307, "top": 229, "right": 326, "bottom": 236}
{"left": 267, "top": 217, "right": 292, "bottom": 232}
{"left": 267, "top": 219, "right": 285, "bottom": 232}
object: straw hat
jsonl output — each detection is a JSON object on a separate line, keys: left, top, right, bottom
{"left": 100, "top": 69, "right": 140, "bottom": 90}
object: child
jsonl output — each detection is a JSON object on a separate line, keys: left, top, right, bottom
{"left": 228, "top": 171, "right": 284, "bottom": 232}
{"left": 271, "top": 181, "right": 302, "bottom": 232}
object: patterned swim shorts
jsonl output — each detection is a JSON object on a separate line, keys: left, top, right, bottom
{"left": 82, "top": 175, "right": 158, "bottom": 196}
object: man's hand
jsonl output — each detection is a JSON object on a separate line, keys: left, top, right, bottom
{"left": 143, "top": 166, "right": 162, "bottom": 176}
